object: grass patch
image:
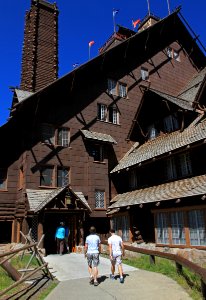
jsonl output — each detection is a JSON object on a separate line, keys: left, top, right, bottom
{"left": 37, "top": 281, "right": 58, "bottom": 300}
{"left": 122, "top": 255, "right": 202, "bottom": 300}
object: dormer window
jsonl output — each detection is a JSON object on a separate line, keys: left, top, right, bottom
{"left": 163, "top": 114, "right": 179, "bottom": 133}
{"left": 166, "top": 47, "right": 180, "bottom": 62}
{"left": 108, "top": 79, "right": 127, "bottom": 98}
{"left": 147, "top": 124, "right": 159, "bottom": 140}
{"left": 97, "top": 103, "right": 119, "bottom": 124}
{"left": 141, "top": 67, "right": 149, "bottom": 81}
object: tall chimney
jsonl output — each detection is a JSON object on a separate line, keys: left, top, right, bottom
{"left": 20, "top": 0, "right": 58, "bottom": 92}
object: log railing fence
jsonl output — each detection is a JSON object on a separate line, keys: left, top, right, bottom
{"left": 0, "top": 240, "right": 53, "bottom": 298}
{"left": 102, "top": 241, "right": 206, "bottom": 299}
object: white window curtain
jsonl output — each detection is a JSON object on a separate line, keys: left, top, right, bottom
{"left": 171, "top": 211, "right": 186, "bottom": 245}
{"left": 156, "top": 213, "right": 169, "bottom": 244}
{"left": 188, "top": 210, "right": 206, "bottom": 246}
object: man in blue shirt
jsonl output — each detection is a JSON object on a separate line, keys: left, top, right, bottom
{"left": 55, "top": 222, "right": 66, "bottom": 255}
{"left": 84, "top": 226, "right": 101, "bottom": 286}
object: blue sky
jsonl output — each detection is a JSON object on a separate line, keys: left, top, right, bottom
{"left": 0, "top": 0, "right": 205, "bottom": 126}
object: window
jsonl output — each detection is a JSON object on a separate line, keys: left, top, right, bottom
{"left": 41, "top": 124, "right": 55, "bottom": 144}
{"left": 91, "top": 144, "right": 104, "bottom": 162}
{"left": 166, "top": 47, "right": 180, "bottom": 62}
{"left": 95, "top": 190, "right": 105, "bottom": 208}
{"left": 163, "top": 114, "right": 179, "bottom": 133}
{"left": 112, "top": 215, "right": 130, "bottom": 241}
{"left": 188, "top": 210, "right": 206, "bottom": 246}
{"left": 165, "top": 153, "right": 192, "bottom": 180}
{"left": 171, "top": 211, "right": 186, "bottom": 245}
{"left": 40, "top": 166, "right": 54, "bottom": 186}
{"left": 108, "top": 79, "right": 127, "bottom": 98}
{"left": 57, "top": 128, "right": 70, "bottom": 147}
{"left": 57, "top": 168, "right": 69, "bottom": 187}
{"left": 97, "top": 104, "right": 119, "bottom": 124}
{"left": 129, "top": 170, "right": 138, "bottom": 190}
{"left": 141, "top": 67, "right": 149, "bottom": 81}
{"left": 147, "top": 124, "right": 159, "bottom": 140}
{"left": 156, "top": 212, "right": 169, "bottom": 244}
{"left": 0, "top": 169, "right": 7, "bottom": 190}
{"left": 155, "top": 209, "right": 206, "bottom": 247}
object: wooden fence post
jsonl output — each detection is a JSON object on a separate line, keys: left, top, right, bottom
{"left": 201, "top": 279, "right": 206, "bottom": 300}
{"left": 149, "top": 255, "right": 155, "bottom": 264}
{"left": 175, "top": 262, "right": 183, "bottom": 275}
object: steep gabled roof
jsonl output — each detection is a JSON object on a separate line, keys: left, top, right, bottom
{"left": 109, "top": 174, "right": 206, "bottom": 208}
{"left": 111, "top": 116, "right": 206, "bottom": 173}
{"left": 26, "top": 187, "right": 92, "bottom": 213}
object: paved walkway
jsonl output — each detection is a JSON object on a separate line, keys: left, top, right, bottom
{"left": 44, "top": 253, "right": 192, "bottom": 300}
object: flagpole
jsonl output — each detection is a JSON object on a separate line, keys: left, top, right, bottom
{"left": 89, "top": 46, "right": 90, "bottom": 60}
{"left": 146, "top": 0, "right": 151, "bottom": 16}
{"left": 113, "top": 11, "right": 116, "bottom": 33}
{"left": 167, "top": 0, "right": 171, "bottom": 15}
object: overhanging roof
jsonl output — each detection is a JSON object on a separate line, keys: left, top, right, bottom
{"left": 26, "top": 187, "right": 92, "bottom": 213}
{"left": 81, "top": 130, "right": 117, "bottom": 144}
{"left": 111, "top": 116, "right": 206, "bottom": 173}
{"left": 109, "top": 174, "right": 206, "bottom": 209}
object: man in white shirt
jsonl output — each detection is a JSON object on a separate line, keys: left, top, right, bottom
{"left": 84, "top": 226, "right": 101, "bottom": 286}
{"left": 108, "top": 228, "right": 125, "bottom": 283}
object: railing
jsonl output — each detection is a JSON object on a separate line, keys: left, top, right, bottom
{"left": 0, "top": 241, "right": 53, "bottom": 298}
{"left": 101, "top": 241, "right": 206, "bottom": 299}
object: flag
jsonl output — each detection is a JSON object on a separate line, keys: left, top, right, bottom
{"left": 89, "top": 40, "right": 95, "bottom": 47}
{"left": 113, "top": 9, "right": 119, "bottom": 17}
{"left": 132, "top": 19, "right": 141, "bottom": 29}
{"left": 72, "top": 63, "right": 79, "bottom": 68}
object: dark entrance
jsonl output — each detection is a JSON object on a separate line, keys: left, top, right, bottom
{"left": 43, "top": 213, "right": 77, "bottom": 255}
{"left": 0, "top": 221, "right": 12, "bottom": 243}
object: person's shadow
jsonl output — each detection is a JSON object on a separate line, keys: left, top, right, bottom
{"left": 98, "top": 275, "right": 108, "bottom": 284}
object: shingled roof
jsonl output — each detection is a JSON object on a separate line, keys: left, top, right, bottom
{"left": 178, "top": 66, "right": 206, "bottom": 104}
{"left": 81, "top": 130, "right": 117, "bottom": 144}
{"left": 109, "top": 174, "right": 206, "bottom": 209}
{"left": 26, "top": 187, "right": 91, "bottom": 213}
{"left": 111, "top": 116, "right": 206, "bottom": 173}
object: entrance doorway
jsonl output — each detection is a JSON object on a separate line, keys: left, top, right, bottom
{"left": 0, "top": 221, "right": 12, "bottom": 243}
{"left": 43, "top": 213, "right": 76, "bottom": 255}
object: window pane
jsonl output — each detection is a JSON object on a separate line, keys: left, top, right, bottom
{"left": 166, "top": 157, "right": 177, "bottom": 180}
{"left": 188, "top": 210, "right": 206, "bottom": 246}
{"left": 41, "top": 124, "right": 55, "bottom": 144}
{"left": 58, "top": 128, "right": 69, "bottom": 147}
{"left": 40, "top": 167, "right": 53, "bottom": 186}
{"left": 119, "top": 83, "right": 127, "bottom": 98}
{"left": 95, "top": 191, "right": 105, "bottom": 208}
{"left": 91, "top": 145, "right": 104, "bottom": 162}
{"left": 0, "top": 169, "right": 7, "bottom": 189}
{"left": 177, "top": 153, "right": 192, "bottom": 178}
{"left": 112, "top": 216, "right": 129, "bottom": 241}
{"left": 108, "top": 79, "right": 117, "bottom": 95}
{"left": 141, "top": 68, "right": 149, "bottom": 80}
{"left": 156, "top": 213, "right": 169, "bottom": 244}
{"left": 98, "top": 104, "right": 107, "bottom": 121}
{"left": 57, "top": 168, "right": 69, "bottom": 187}
{"left": 171, "top": 211, "right": 186, "bottom": 245}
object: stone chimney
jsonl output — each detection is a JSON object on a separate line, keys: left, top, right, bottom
{"left": 20, "top": 0, "right": 59, "bottom": 92}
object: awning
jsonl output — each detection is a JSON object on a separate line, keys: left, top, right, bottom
{"left": 81, "top": 130, "right": 117, "bottom": 144}
{"left": 109, "top": 174, "right": 206, "bottom": 209}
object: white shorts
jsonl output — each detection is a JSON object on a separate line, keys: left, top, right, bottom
{"left": 111, "top": 254, "right": 122, "bottom": 266}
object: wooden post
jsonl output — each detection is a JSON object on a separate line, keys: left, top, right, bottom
{"left": 175, "top": 262, "right": 183, "bottom": 275}
{"left": 38, "top": 221, "right": 44, "bottom": 248}
{"left": 1, "top": 260, "right": 21, "bottom": 281}
{"left": 201, "top": 279, "right": 206, "bottom": 300}
{"left": 149, "top": 255, "right": 155, "bottom": 264}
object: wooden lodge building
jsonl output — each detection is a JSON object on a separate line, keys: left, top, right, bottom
{"left": 0, "top": 0, "right": 206, "bottom": 253}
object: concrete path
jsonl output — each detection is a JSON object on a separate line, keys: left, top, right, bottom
{"left": 44, "top": 253, "right": 192, "bottom": 300}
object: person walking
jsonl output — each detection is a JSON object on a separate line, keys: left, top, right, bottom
{"left": 55, "top": 221, "right": 66, "bottom": 255}
{"left": 84, "top": 226, "right": 101, "bottom": 286}
{"left": 108, "top": 228, "right": 125, "bottom": 283}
